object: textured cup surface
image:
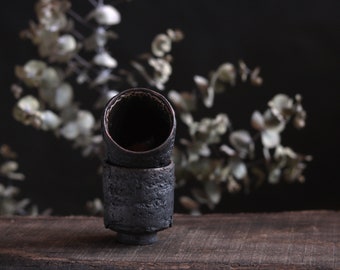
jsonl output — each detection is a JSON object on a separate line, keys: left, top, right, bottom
{"left": 102, "top": 88, "right": 176, "bottom": 245}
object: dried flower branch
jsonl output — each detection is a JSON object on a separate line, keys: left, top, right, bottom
{"left": 11, "top": 0, "right": 311, "bottom": 215}
{"left": 0, "top": 144, "right": 44, "bottom": 215}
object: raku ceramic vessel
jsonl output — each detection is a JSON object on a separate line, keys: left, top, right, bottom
{"left": 102, "top": 88, "right": 176, "bottom": 245}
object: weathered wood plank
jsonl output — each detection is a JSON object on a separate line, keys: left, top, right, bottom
{"left": 0, "top": 211, "right": 339, "bottom": 269}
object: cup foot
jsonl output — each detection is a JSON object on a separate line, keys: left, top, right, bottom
{"left": 117, "top": 232, "right": 158, "bottom": 245}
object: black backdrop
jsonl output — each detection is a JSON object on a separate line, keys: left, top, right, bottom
{"left": 0, "top": 0, "right": 339, "bottom": 214}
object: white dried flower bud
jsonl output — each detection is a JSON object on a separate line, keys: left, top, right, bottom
{"left": 0, "top": 161, "right": 18, "bottom": 175}
{"left": 40, "top": 110, "right": 61, "bottom": 130}
{"left": 268, "top": 94, "right": 294, "bottom": 119}
{"left": 148, "top": 58, "right": 172, "bottom": 89}
{"left": 193, "top": 75, "right": 209, "bottom": 92}
{"left": 41, "top": 67, "right": 60, "bottom": 89}
{"left": 35, "top": 0, "right": 69, "bottom": 32}
{"left": 15, "top": 60, "right": 47, "bottom": 87}
{"left": 261, "top": 130, "right": 281, "bottom": 149}
{"left": 95, "top": 27, "right": 107, "bottom": 47}
{"left": 76, "top": 111, "right": 95, "bottom": 134}
{"left": 293, "top": 115, "right": 306, "bottom": 129}
{"left": 56, "top": 34, "right": 77, "bottom": 54}
{"left": 151, "top": 34, "right": 172, "bottom": 57}
{"left": 227, "top": 176, "right": 241, "bottom": 193}
{"left": 250, "top": 67, "right": 263, "bottom": 86}
{"left": 93, "top": 51, "right": 117, "bottom": 68}
{"left": 213, "top": 113, "right": 229, "bottom": 134}
{"left": 166, "top": 29, "right": 184, "bottom": 42}
{"left": 149, "top": 58, "right": 172, "bottom": 78}
{"left": 16, "top": 95, "right": 40, "bottom": 112}
{"left": 269, "top": 168, "right": 281, "bottom": 184}
{"left": 55, "top": 83, "right": 73, "bottom": 109}
{"left": 88, "top": 5, "right": 121, "bottom": 25}
{"left": 251, "top": 111, "right": 265, "bottom": 131}
{"left": 230, "top": 160, "right": 247, "bottom": 179}
{"left": 217, "top": 63, "right": 236, "bottom": 85}
{"left": 220, "top": 144, "right": 236, "bottom": 156}
{"left": 60, "top": 121, "right": 79, "bottom": 140}
{"left": 13, "top": 97, "right": 41, "bottom": 127}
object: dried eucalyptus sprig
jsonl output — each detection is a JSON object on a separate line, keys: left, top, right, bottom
{"left": 174, "top": 88, "right": 311, "bottom": 214}
{"left": 0, "top": 144, "right": 42, "bottom": 216}
{"left": 165, "top": 59, "right": 310, "bottom": 214}
{"left": 131, "top": 28, "right": 184, "bottom": 90}
{"left": 11, "top": 0, "right": 311, "bottom": 215}
{"left": 12, "top": 0, "right": 118, "bottom": 158}
{"left": 12, "top": 0, "right": 183, "bottom": 160}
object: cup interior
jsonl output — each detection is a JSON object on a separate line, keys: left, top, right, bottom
{"left": 107, "top": 90, "right": 174, "bottom": 152}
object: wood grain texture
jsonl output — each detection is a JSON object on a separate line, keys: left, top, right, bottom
{"left": 0, "top": 211, "right": 339, "bottom": 269}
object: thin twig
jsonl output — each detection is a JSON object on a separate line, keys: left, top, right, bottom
{"left": 67, "top": 9, "right": 94, "bottom": 30}
{"left": 74, "top": 54, "right": 92, "bottom": 68}
{"left": 71, "top": 29, "right": 85, "bottom": 40}
{"left": 130, "top": 61, "right": 155, "bottom": 87}
{"left": 88, "top": 0, "right": 98, "bottom": 7}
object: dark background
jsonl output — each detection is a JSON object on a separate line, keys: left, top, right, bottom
{"left": 0, "top": 0, "right": 339, "bottom": 215}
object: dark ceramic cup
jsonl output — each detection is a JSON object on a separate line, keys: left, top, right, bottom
{"left": 102, "top": 88, "right": 176, "bottom": 245}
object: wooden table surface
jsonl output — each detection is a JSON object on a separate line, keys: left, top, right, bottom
{"left": 0, "top": 211, "right": 339, "bottom": 269}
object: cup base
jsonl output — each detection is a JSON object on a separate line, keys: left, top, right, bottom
{"left": 117, "top": 232, "right": 158, "bottom": 245}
